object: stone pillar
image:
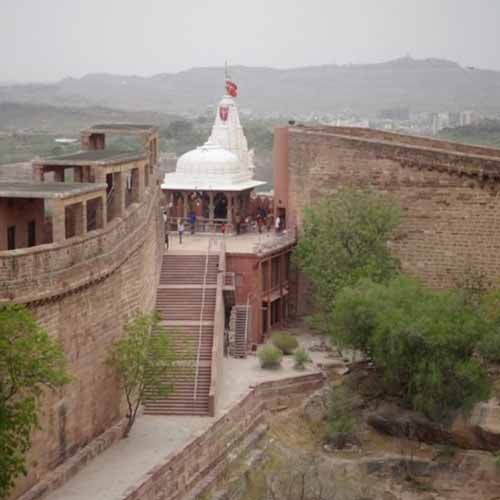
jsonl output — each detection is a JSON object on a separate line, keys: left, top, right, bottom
{"left": 111, "top": 171, "right": 125, "bottom": 219}
{"left": 50, "top": 200, "right": 66, "bottom": 243}
{"left": 138, "top": 165, "right": 145, "bottom": 200}
{"left": 94, "top": 167, "right": 106, "bottom": 185}
{"left": 71, "top": 202, "right": 86, "bottom": 236}
{"left": 98, "top": 194, "right": 108, "bottom": 227}
{"left": 208, "top": 192, "right": 215, "bottom": 225}
{"left": 73, "top": 167, "right": 83, "bottom": 182}
{"left": 100, "top": 194, "right": 107, "bottom": 228}
{"left": 33, "top": 164, "right": 45, "bottom": 181}
{"left": 54, "top": 168, "right": 65, "bottom": 182}
{"left": 227, "top": 192, "right": 233, "bottom": 222}
{"left": 182, "top": 192, "right": 188, "bottom": 220}
{"left": 131, "top": 167, "right": 141, "bottom": 203}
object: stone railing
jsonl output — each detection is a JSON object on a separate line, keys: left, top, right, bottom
{"left": 0, "top": 186, "right": 160, "bottom": 303}
{"left": 208, "top": 240, "right": 226, "bottom": 416}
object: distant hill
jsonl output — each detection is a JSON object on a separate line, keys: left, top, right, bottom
{"left": 2, "top": 58, "right": 500, "bottom": 116}
{"left": 0, "top": 102, "right": 177, "bottom": 133}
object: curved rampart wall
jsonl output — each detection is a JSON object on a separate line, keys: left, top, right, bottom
{"left": 5, "top": 186, "right": 163, "bottom": 499}
{"left": 288, "top": 127, "right": 500, "bottom": 289}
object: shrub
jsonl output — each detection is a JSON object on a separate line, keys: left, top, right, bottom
{"left": 294, "top": 347, "right": 311, "bottom": 370}
{"left": 271, "top": 331, "right": 299, "bottom": 354}
{"left": 257, "top": 344, "right": 283, "bottom": 369}
{"left": 327, "top": 384, "right": 359, "bottom": 449}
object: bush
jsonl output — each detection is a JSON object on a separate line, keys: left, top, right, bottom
{"left": 257, "top": 344, "right": 283, "bottom": 369}
{"left": 271, "top": 331, "right": 299, "bottom": 354}
{"left": 332, "top": 277, "right": 491, "bottom": 421}
{"left": 327, "top": 384, "right": 359, "bottom": 449}
{"left": 294, "top": 347, "right": 311, "bottom": 370}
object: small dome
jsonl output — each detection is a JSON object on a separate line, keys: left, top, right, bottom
{"left": 176, "top": 141, "right": 241, "bottom": 178}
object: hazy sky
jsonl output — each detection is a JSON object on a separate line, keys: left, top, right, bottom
{"left": 1, "top": 0, "right": 499, "bottom": 82}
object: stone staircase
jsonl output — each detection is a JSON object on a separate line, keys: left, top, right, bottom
{"left": 228, "top": 305, "right": 251, "bottom": 358}
{"left": 144, "top": 253, "right": 220, "bottom": 416}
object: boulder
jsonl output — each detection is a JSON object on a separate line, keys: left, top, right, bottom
{"left": 302, "top": 386, "right": 329, "bottom": 423}
{"left": 366, "top": 400, "right": 500, "bottom": 452}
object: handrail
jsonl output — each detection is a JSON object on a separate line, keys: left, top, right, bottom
{"left": 244, "top": 293, "right": 253, "bottom": 354}
{"left": 208, "top": 235, "right": 226, "bottom": 416}
{"left": 193, "top": 237, "right": 212, "bottom": 400}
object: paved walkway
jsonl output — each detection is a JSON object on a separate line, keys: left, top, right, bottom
{"left": 45, "top": 335, "right": 335, "bottom": 500}
{"left": 167, "top": 230, "right": 295, "bottom": 254}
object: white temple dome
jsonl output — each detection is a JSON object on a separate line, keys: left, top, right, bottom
{"left": 176, "top": 141, "right": 240, "bottom": 178}
{"left": 161, "top": 80, "right": 266, "bottom": 192}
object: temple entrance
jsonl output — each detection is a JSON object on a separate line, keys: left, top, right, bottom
{"left": 214, "top": 193, "right": 228, "bottom": 219}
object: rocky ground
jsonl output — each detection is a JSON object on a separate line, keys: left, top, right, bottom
{"left": 201, "top": 352, "right": 500, "bottom": 500}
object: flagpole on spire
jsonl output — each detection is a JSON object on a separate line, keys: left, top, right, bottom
{"left": 223, "top": 61, "right": 238, "bottom": 98}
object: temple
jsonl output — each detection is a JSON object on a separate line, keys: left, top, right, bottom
{"left": 162, "top": 79, "right": 265, "bottom": 232}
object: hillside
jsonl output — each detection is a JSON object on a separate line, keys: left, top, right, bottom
{"left": 2, "top": 58, "right": 500, "bottom": 116}
{"left": 0, "top": 102, "right": 177, "bottom": 133}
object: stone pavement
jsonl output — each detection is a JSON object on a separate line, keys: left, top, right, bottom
{"left": 44, "top": 335, "right": 335, "bottom": 500}
{"left": 167, "top": 229, "right": 294, "bottom": 254}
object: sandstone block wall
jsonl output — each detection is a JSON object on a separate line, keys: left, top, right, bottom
{"left": 9, "top": 187, "right": 163, "bottom": 499}
{"left": 287, "top": 126, "right": 500, "bottom": 289}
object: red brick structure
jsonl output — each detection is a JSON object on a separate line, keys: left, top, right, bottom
{"left": 1, "top": 125, "right": 163, "bottom": 499}
{"left": 226, "top": 237, "right": 295, "bottom": 346}
{"left": 273, "top": 125, "right": 500, "bottom": 291}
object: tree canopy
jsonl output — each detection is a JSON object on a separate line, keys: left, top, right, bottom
{"left": 331, "top": 277, "right": 491, "bottom": 420}
{"left": 294, "top": 188, "right": 401, "bottom": 316}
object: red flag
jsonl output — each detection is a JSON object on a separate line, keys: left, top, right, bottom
{"left": 225, "top": 80, "right": 238, "bottom": 98}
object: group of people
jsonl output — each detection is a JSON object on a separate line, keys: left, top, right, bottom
{"left": 162, "top": 208, "right": 283, "bottom": 247}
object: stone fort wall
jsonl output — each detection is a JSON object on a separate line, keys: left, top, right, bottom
{"left": 286, "top": 126, "right": 500, "bottom": 289}
{"left": 2, "top": 186, "right": 163, "bottom": 499}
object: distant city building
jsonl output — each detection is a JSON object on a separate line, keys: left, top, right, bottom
{"left": 378, "top": 107, "right": 410, "bottom": 121}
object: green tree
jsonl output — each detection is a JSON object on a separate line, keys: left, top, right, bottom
{"left": 294, "top": 188, "right": 401, "bottom": 318}
{"left": 332, "top": 277, "right": 491, "bottom": 420}
{"left": 0, "top": 305, "right": 71, "bottom": 499}
{"left": 107, "top": 312, "right": 176, "bottom": 437}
